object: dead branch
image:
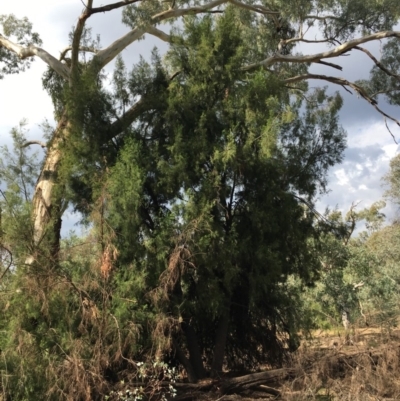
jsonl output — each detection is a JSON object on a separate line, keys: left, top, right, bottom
{"left": 221, "top": 369, "right": 293, "bottom": 394}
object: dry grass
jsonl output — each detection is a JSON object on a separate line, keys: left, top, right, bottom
{"left": 281, "top": 327, "right": 400, "bottom": 400}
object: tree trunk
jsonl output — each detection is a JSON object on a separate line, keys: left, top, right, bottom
{"left": 173, "top": 338, "right": 198, "bottom": 383}
{"left": 211, "top": 303, "right": 230, "bottom": 378}
{"left": 182, "top": 322, "right": 207, "bottom": 380}
{"left": 26, "top": 113, "right": 69, "bottom": 265}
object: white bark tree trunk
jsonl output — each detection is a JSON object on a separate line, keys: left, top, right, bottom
{"left": 26, "top": 114, "right": 69, "bottom": 265}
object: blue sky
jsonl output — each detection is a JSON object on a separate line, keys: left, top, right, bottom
{"left": 1, "top": 1, "right": 399, "bottom": 235}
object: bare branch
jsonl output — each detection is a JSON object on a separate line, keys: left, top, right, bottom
{"left": 70, "top": 1, "right": 93, "bottom": 79}
{"left": 354, "top": 45, "right": 400, "bottom": 81}
{"left": 94, "top": 0, "right": 227, "bottom": 69}
{"left": 385, "top": 118, "right": 398, "bottom": 144}
{"left": 305, "top": 15, "right": 342, "bottom": 21}
{"left": 22, "top": 140, "right": 47, "bottom": 149}
{"left": 227, "top": 0, "right": 279, "bottom": 15}
{"left": 315, "top": 60, "right": 343, "bottom": 71}
{"left": 0, "top": 33, "right": 70, "bottom": 79}
{"left": 90, "top": 0, "right": 141, "bottom": 14}
{"left": 108, "top": 97, "right": 149, "bottom": 140}
{"left": 146, "top": 26, "right": 172, "bottom": 43}
{"left": 243, "top": 31, "right": 400, "bottom": 71}
{"left": 285, "top": 73, "right": 400, "bottom": 132}
{"left": 107, "top": 70, "right": 181, "bottom": 140}
{"left": 59, "top": 45, "right": 98, "bottom": 61}
{"left": 282, "top": 37, "right": 336, "bottom": 47}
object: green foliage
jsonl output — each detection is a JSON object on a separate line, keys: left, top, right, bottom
{"left": 384, "top": 153, "right": 400, "bottom": 205}
{"left": 0, "top": 120, "right": 42, "bottom": 261}
{"left": 0, "top": 14, "right": 42, "bottom": 78}
{"left": 104, "top": 10, "right": 346, "bottom": 374}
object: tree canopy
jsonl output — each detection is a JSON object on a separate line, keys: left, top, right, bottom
{"left": 1, "top": 1, "right": 400, "bottom": 400}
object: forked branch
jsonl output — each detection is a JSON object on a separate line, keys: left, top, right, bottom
{"left": 94, "top": 0, "right": 227, "bottom": 69}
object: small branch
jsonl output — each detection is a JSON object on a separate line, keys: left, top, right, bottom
{"left": 59, "top": 45, "right": 98, "bottom": 61}
{"left": 282, "top": 36, "right": 336, "bottom": 47}
{"left": 227, "top": 0, "right": 280, "bottom": 15}
{"left": 22, "top": 140, "right": 47, "bottom": 149}
{"left": 243, "top": 31, "right": 400, "bottom": 71}
{"left": 285, "top": 73, "right": 400, "bottom": 137}
{"left": 316, "top": 60, "right": 343, "bottom": 71}
{"left": 354, "top": 45, "right": 400, "bottom": 81}
{"left": 285, "top": 73, "right": 376, "bottom": 103}
{"left": 90, "top": 0, "right": 140, "bottom": 14}
{"left": 305, "top": 14, "right": 342, "bottom": 21}
{"left": 353, "top": 281, "right": 364, "bottom": 290}
{"left": 385, "top": 118, "right": 398, "bottom": 144}
{"left": 0, "top": 245, "right": 13, "bottom": 282}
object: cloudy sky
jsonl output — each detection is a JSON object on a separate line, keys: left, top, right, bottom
{"left": 1, "top": 1, "right": 400, "bottom": 235}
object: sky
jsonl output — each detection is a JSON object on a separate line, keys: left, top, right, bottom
{"left": 1, "top": 1, "right": 400, "bottom": 235}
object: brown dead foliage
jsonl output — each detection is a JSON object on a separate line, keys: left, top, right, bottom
{"left": 111, "top": 327, "right": 400, "bottom": 401}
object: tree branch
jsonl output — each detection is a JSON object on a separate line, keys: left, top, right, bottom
{"left": 315, "top": 60, "right": 343, "bottom": 71}
{"left": 94, "top": 0, "right": 227, "bottom": 69}
{"left": 227, "top": 0, "right": 279, "bottom": 15}
{"left": 22, "top": 140, "right": 47, "bottom": 149}
{"left": 243, "top": 31, "right": 400, "bottom": 71}
{"left": 354, "top": 45, "right": 400, "bottom": 81}
{"left": 108, "top": 97, "right": 148, "bottom": 140}
{"left": 90, "top": 0, "right": 141, "bottom": 14}
{"left": 146, "top": 26, "right": 172, "bottom": 43}
{"left": 70, "top": 0, "right": 93, "bottom": 79}
{"left": 285, "top": 73, "right": 400, "bottom": 131}
{"left": 0, "top": 33, "right": 69, "bottom": 79}
{"left": 305, "top": 15, "right": 342, "bottom": 21}
{"left": 59, "top": 45, "right": 98, "bottom": 61}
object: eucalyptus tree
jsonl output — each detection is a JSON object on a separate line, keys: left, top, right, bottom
{"left": 0, "top": 0, "right": 400, "bottom": 263}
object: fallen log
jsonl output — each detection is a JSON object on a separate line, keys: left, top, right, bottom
{"left": 220, "top": 368, "right": 293, "bottom": 394}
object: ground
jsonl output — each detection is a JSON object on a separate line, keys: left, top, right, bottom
{"left": 177, "top": 327, "right": 400, "bottom": 401}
